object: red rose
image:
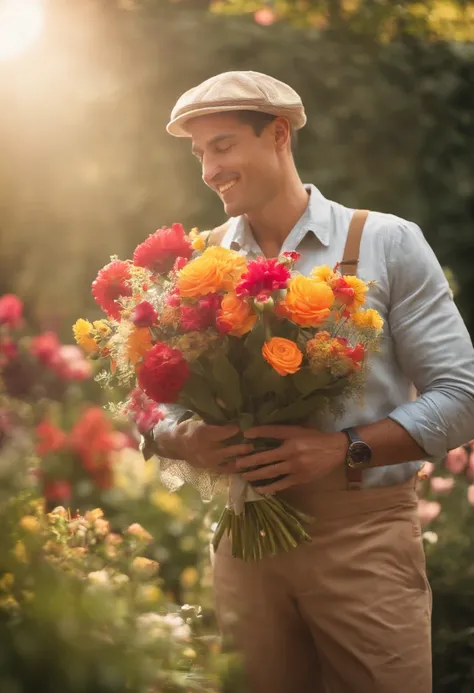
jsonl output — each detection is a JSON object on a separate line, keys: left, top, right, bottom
{"left": 236, "top": 257, "right": 290, "bottom": 298}
{"left": 30, "top": 332, "right": 60, "bottom": 366}
{"left": 43, "top": 479, "right": 72, "bottom": 501}
{"left": 92, "top": 260, "right": 132, "bottom": 319}
{"left": 131, "top": 301, "right": 158, "bottom": 328}
{"left": 138, "top": 342, "right": 190, "bottom": 404}
{"left": 133, "top": 224, "right": 193, "bottom": 274}
{"left": 0, "top": 294, "right": 23, "bottom": 329}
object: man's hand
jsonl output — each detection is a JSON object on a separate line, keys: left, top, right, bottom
{"left": 235, "top": 425, "right": 348, "bottom": 494}
{"left": 161, "top": 419, "right": 254, "bottom": 474}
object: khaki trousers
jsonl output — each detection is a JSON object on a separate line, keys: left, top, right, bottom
{"left": 212, "top": 466, "right": 432, "bottom": 693}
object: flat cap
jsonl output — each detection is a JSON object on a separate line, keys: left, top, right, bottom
{"left": 167, "top": 70, "right": 306, "bottom": 137}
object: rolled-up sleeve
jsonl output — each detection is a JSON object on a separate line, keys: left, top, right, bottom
{"left": 386, "top": 220, "right": 474, "bottom": 460}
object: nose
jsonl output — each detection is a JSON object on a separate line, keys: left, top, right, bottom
{"left": 201, "top": 154, "right": 221, "bottom": 189}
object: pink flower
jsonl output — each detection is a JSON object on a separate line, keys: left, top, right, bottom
{"left": 467, "top": 485, "right": 474, "bottom": 506}
{"left": 53, "top": 345, "right": 92, "bottom": 381}
{"left": 173, "top": 257, "right": 189, "bottom": 272}
{"left": 254, "top": 7, "right": 277, "bottom": 25}
{"left": 445, "top": 446, "right": 469, "bottom": 474}
{"left": 131, "top": 301, "right": 158, "bottom": 328}
{"left": 0, "top": 294, "right": 23, "bottom": 329}
{"left": 236, "top": 257, "right": 290, "bottom": 298}
{"left": 430, "top": 476, "right": 455, "bottom": 494}
{"left": 417, "top": 499, "right": 441, "bottom": 526}
{"left": 30, "top": 332, "right": 60, "bottom": 366}
{"left": 180, "top": 293, "right": 222, "bottom": 332}
{"left": 124, "top": 388, "right": 164, "bottom": 434}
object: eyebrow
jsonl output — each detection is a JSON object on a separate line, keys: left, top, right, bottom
{"left": 191, "top": 133, "right": 236, "bottom": 157}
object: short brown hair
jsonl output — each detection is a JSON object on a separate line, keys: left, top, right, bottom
{"left": 236, "top": 110, "right": 297, "bottom": 155}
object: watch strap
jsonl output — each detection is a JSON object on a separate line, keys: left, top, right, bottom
{"left": 343, "top": 428, "right": 364, "bottom": 490}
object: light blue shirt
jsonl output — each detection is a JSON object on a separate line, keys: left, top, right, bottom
{"left": 156, "top": 185, "right": 474, "bottom": 488}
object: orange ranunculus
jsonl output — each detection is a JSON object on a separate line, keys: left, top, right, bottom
{"left": 216, "top": 293, "right": 257, "bottom": 337}
{"left": 351, "top": 308, "right": 384, "bottom": 331}
{"left": 128, "top": 326, "right": 153, "bottom": 366}
{"left": 262, "top": 337, "right": 303, "bottom": 376}
{"left": 177, "top": 247, "right": 246, "bottom": 299}
{"left": 281, "top": 275, "right": 334, "bottom": 327}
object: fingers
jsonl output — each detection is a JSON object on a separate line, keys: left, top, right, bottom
{"left": 242, "top": 461, "right": 290, "bottom": 482}
{"left": 220, "top": 443, "right": 255, "bottom": 460}
{"left": 204, "top": 424, "right": 240, "bottom": 442}
{"left": 235, "top": 447, "right": 284, "bottom": 471}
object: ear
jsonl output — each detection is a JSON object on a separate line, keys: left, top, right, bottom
{"left": 273, "top": 117, "right": 291, "bottom": 152}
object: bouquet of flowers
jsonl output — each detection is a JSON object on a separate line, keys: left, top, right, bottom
{"left": 74, "top": 223, "right": 383, "bottom": 560}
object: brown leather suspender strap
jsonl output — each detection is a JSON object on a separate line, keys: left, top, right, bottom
{"left": 339, "top": 209, "right": 369, "bottom": 276}
{"left": 341, "top": 210, "right": 369, "bottom": 490}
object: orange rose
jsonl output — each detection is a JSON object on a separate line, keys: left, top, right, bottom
{"left": 281, "top": 275, "right": 334, "bottom": 327}
{"left": 217, "top": 293, "right": 257, "bottom": 337}
{"left": 178, "top": 247, "right": 246, "bottom": 298}
{"left": 262, "top": 337, "right": 303, "bottom": 376}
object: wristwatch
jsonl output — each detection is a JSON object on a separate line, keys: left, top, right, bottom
{"left": 343, "top": 428, "right": 372, "bottom": 469}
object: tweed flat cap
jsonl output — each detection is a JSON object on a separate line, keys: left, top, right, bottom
{"left": 167, "top": 70, "right": 306, "bottom": 137}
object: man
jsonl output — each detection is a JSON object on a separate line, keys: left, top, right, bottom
{"left": 154, "top": 71, "right": 474, "bottom": 692}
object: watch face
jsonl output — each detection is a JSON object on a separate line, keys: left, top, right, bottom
{"left": 349, "top": 441, "right": 372, "bottom": 466}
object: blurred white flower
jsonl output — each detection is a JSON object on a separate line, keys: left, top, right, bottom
{"left": 137, "top": 612, "right": 191, "bottom": 642}
{"left": 422, "top": 531, "right": 438, "bottom": 545}
{"left": 87, "top": 569, "right": 110, "bottom": 586}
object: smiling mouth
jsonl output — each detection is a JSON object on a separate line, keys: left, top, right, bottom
{"left": 217, "top": 179, "right": 238, "bottom": 195}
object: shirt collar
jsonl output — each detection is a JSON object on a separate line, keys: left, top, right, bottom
{"left": 222, "top": 184, "right": 332, "bottom": 252}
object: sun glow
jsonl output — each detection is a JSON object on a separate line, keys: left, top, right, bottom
{"left": 0, "top": 0, "right": 44, "bottom": 62}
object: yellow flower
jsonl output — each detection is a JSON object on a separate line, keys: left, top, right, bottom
{"left": 14, "top": 541, "right": 27, "bottom": 563}
{"left": 280, "top": 275, "right": 334, "bottom": 327}
{"left": 19, "top": 515, "right": 40, "bottom": 533}
{"left": 189, "top": 227, "right": 206, "bottom": 251}
{"left": 178, "top": 246, "right": 246, "bottom": 298}
{"left": 137, "top": 584, "right": 162, "bottom": 604}
{"left": 73, "top": 319, "right": 99, "bottom": 354}
{"left": 126, "top": 523, "right": 154, "bottom": 543}
{"left": 342, "top": 275, "right": 368, "bottom": 312}
{"left": 311, "top": 264, "right": 337, "bottom": 284}
{"left": 0, "top": 573, "right": 14, "bottom": 591}
{"left": 127, "top": 326, "right": 152, "bottom": 366}
{"left": 180, "top": 566, "right": 199, "bottom": 588}
{"left": 351, "top": 308, "right": 384, "bottom": 331}
{"left": 93, "top": 319, "right": 112, "bottom": 337}
{"left": 85, "top": 508, "right": 104, "bottom": 522}
{"left": 150, "top": 489, "right": 185, "bottom": 517}
{"left": 131, "top": 556, "right": 159, "bottom": 576}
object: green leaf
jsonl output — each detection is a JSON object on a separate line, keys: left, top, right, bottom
{"left": 243, "top": 319, "right": 265, "bottom": 353}
{"left": 292, "top": 368, "right": 334, "bottom": 396}
{"left": 180, "top": 373, "right": 227, "bottom": 424}
{"left": 263, "top": 392, "right": 326, "bottom": 424}
{"left": 210, "top": 351, "right": 243, "bottom": 412}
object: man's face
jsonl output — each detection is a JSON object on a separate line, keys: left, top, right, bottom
{"left": 186, "top": 112, "right": 282, "bottom": 218}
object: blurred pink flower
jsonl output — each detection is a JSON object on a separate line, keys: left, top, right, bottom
{"left": 254, "top": 8, "right": 277, "bottom": 25}
{"left": 430, "top": 476, "right": 455, "bottom": 494}
{"left": 468, "top": 451, "right": 474, "bottom": 480}
{"left": 445, "top": 446, "right": 469, "bottom": 474}
{"left": 0, "top": 294, "right": 23, "bottom": 329}
{"left": 418, "top": 461, "right": 435, "bottom": 479}
{"left": 54, "top": 345, "right": 92, "bottom": 381}
{"left": 417, "top": 499, "right": 441, "bottom": 526}
{"left": 467, "top": 485, "right": 474, "bottom": 506}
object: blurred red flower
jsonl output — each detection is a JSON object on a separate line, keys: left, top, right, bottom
{"left": 92, "top": 260, "right": 132, "bottom": 319}
{"left": 0, "top": 294, "right": 23, "bottom": 329}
